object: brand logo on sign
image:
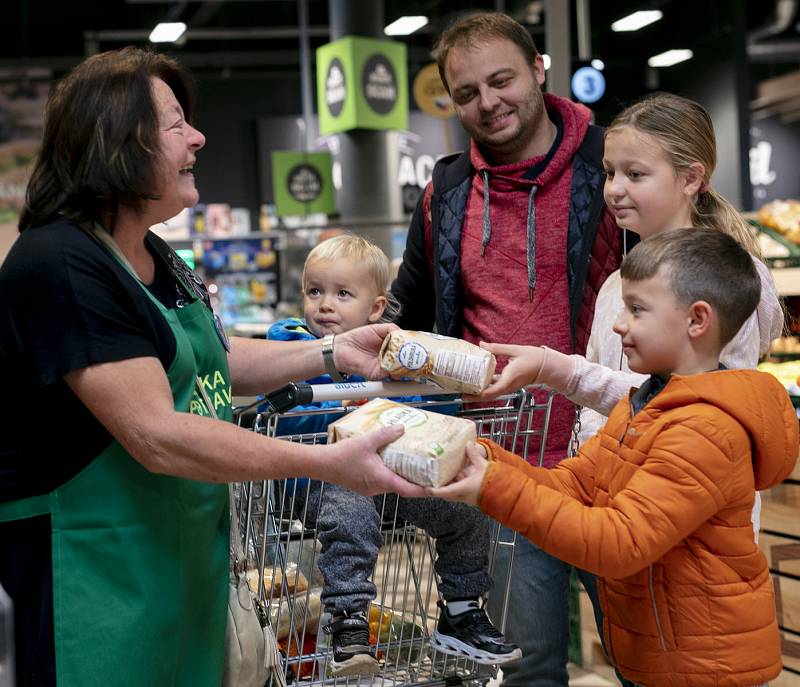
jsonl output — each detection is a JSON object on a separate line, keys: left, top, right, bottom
{"left": 750, "top": 140, "right": 776, "bottom": 187}
{"left": 287, "top": 164, "right": 323, "bottom": 202}
{"left": 362, "top": 54, "right": 397, "bottom": 114}
{"left": 326, "top": 58, "right": 346, "bottom": 117}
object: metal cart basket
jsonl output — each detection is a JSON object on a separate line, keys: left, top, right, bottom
{"left": 232, "top": 381, "right": 554, "bottom": 687}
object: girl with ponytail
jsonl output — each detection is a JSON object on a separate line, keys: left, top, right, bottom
{"left": 474, "top": 91, "right": 782, "bottom": 528}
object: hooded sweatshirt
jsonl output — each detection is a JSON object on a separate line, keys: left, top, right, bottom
{"left": 478, "top": 369, "right": 798, "bottom": 687}
{"left": 459, "top": 94, "right": 595, "bottom": 466}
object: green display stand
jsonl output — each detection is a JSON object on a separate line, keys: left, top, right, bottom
{"left": 271, "top": 151, "right": 335, "bottom": 217}
{"left": 316, "top": 36, "right": 408, "bottom": 135}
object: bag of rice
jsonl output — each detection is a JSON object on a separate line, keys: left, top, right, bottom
{"left": 327, "top": 398, "right": 475, "bottom": 487}
{"left": 379, "top": 330, "right": 496, "bottom": 394}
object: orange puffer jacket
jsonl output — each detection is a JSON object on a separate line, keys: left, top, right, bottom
{"left": 479, "top": 369, "right": 798, "bottom": 687}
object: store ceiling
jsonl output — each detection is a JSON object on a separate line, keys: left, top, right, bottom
{"left": 2, "top": 0, "right": 799, "bottom": 92}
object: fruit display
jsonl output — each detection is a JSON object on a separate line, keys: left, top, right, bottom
{"left": 758, "top": 199, "right": 800, "bottom": 243}
{"left": 769, "top": 336, "right": 800, "bottom": 356}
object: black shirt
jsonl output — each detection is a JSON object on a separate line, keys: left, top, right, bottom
{"left": 0, "top": 219, "right": 200, "bottom": 686}
{"left": 0, "top": 218, "right": 184, "bottom": 500}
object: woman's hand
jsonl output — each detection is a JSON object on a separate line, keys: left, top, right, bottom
{"left": 464, "top": 342, "right": 546, "bottom": 401}
{"left": 322, "top": 425, "right": 428, "bottom": 497}
{"left": 335, "top": 323, "right": 399, "bottom": 380}
{"left": 428, "top": 442, "right": 489, "bottom": 506}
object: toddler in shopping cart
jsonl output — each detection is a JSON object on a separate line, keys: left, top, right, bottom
{"left": 432, "top": 228, "right": 798, "bottom": 687}
{"left": 266, "top": 233, "right": 520, "bottom": 677}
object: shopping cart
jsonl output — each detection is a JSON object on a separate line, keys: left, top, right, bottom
{"left": 232, "top": 381, "right": 554, "bottom": 686}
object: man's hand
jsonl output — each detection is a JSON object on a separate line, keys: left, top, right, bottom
{"left": 464, "top": 342, "right": 546, "bottom": 401}
{"left": 335, "top": 323, "right": 399, "bottom": 380}
{"left": 428, "top": 442, "right": 489, "bottom": 506}
{"left": 322, "top": 424, "right": 427, "bottom": 497}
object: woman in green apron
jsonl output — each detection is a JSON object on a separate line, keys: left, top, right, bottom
{"left": 0, "top": 47, "right": 423, "bottom": 687}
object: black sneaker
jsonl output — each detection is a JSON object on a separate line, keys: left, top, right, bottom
{"left": 431, "top": 600, "right": 522, "bottom": 666}
{"left": 323, "top": 610, "right": 381, "bottom": 676}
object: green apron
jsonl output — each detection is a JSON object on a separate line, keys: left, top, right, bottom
{"left": 0, "top": 231, "right": 232, "bottom": 686}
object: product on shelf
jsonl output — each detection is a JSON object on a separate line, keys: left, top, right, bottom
{"left": 758, "top": 199, "right": 800, "bottom": 243}
{"left": 769, "top": 336, "right": 800, "bottom": 354}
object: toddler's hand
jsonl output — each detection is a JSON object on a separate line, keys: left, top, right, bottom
{"left": 428, "top": 442, "right": 489, "bottom": 506}
{"left": 464, "top": 342, "right": 546, "bottom": 400}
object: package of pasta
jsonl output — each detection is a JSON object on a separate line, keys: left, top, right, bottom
{"left": 379, "top": 330, "right": 496, "bottom": 394}
{"left": 327, "top": 398, "right": 476, "bottom": 487}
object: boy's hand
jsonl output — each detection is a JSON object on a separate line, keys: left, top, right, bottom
{"left": 428, "top": 442, "right": 489, "bottom": 506}
{"left": 334, "top": 323, "right": 399, "bottom": 380}
{"left": 464, "top": 342, "right": 545, "bottom": 400}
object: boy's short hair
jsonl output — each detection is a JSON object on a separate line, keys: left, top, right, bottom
{"left": 303, "top": 233, "right": 400, "bottom": 320}
{"left": 620, "top": 228, "right": 760, "bottom": 347}
{"left": 433, "top": 12, "right": 539, "bottom": 92}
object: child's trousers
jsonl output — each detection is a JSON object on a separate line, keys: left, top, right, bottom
{"left": 296, "top": 480, "right": 493, "bottom": 614}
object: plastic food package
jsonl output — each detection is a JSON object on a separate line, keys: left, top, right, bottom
{"left": 327, "top": 398, "right": 476, "bottom": 487}
{"left": 379, "top": 330, "right": 496, "bottom": 395}
{"left": 246, "top": 562, "right": 308, "bottom": 599}
{"left": 270, "top": 588, "right": 322, "bottom": 641}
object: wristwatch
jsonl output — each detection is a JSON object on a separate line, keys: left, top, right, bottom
{"left": 321, "top": 334, "right": 346, "bottom": 382}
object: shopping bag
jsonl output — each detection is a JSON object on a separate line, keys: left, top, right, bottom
{"left": 194, "top": 377, "right": 285, "bottom": 687}
{"left": 222, "top": 484, "right": 286, "bottom": 687}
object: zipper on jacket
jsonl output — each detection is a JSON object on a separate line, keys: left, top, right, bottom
{"left": 617, "top": 403, "right": 635, "bottom": 444}
{"left": 648, "top": 565, "right": 668, "bottom": 651}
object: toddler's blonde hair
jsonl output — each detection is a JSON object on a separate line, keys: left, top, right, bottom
{"left": 608, "top": 92, "right": 762, "bottom": 259}
{"left": 303, "top": 233, "right": 401, "bottom": 321}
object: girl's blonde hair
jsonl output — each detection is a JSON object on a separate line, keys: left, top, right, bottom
{"left": 303, "top": 233, "right": 401, "bottom": 321}
{"left": 607, "top": 92, "right": 762, "bottom": 259}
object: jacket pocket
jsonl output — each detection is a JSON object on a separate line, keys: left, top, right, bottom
{"left": 648, "top": 564, "right": 677, "bottom": 651}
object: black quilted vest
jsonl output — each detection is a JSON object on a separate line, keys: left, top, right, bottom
{"left": 430, "top": 124, "right": 608, "bottom": 351}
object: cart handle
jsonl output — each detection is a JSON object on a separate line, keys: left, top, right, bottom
{"left": 264, "top": 380, "right": 448, "bottom": 414}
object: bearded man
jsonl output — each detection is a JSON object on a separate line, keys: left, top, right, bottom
{"left": 392, "top": 12, "right": 625, "bottom": 686}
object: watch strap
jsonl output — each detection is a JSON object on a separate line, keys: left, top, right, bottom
{"left": 321, "top": 334, "right": 346, "bottom": 382}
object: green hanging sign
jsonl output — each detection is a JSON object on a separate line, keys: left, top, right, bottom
{"left": 316, "top": 36, "right": 408, "bottom": 135}
{"left": 271, "top": 151, "right": 336, "bottom": 217}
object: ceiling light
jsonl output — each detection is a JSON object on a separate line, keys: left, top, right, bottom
{"left": 611, "top": 10, "right": 663, "bottom": 32}
{"left": 591, "top": 58, "right": 605, "bottom": 71}
{"left": 647, "top": 49, "right": 693, "bottom": 67}
{"left": 384, "top": 16, "right": 428, "bottom": 36}
{"left": 149, "top": 22, "right": 187, "bottom": 43}
{"left": 542, "top": 54, "right": 551, "bottom": 70}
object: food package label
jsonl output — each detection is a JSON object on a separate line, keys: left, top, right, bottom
{"left": 380, "top": 330, "right": 496, "bottom": 394}
{"left": 327, "top": 398, "right": 476, "bottom": 487}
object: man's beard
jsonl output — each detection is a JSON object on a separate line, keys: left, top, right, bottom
{"left": 464, "top": 79, "right": 546, "bottom": 162}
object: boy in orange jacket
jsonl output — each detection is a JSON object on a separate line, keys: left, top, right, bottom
{"left": 432, "top": 228, "right": 798, "bottom": 687}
